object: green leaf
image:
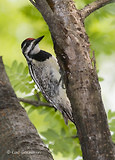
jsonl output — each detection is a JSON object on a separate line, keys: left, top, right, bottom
{"left": 11, "top": 60, "right": 18, "bottom": 73}
{"left": 5, "top": 61, "right": 35, "bottom": 94}
{"left": 17, "top": 62, "right": 24, "bottom": 73}
{"left": 108, "top": 110, "right": 115, "bottom": 120}
{"left": 99, "top": 77, "right": 104, "bottom": 82}
{"left": 61, "top": 128, "right": 66, "bottom": 136}
{"left": 27, "top": 106, "right": 37, "bottom": 115}
{"left": 108, "top": 110, "right": 115, "bottom": 142}
{"left": 41, "top": 129, "right": 59, "bottom": 141}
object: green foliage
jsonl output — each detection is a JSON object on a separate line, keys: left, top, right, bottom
{"left": 21, "top": 5, "right": 43, "bottom": 21}
{"left": 75, "top": 0, "right": 95, "bottom": 9}
{"left": 5, "top": 61, "right": 34, "bottom": 94}
{"left": 41, "top": 125, "right": 81, "bottom": 159}
{"left": 85, "top": 3, "right": 115, "bottom": 55}
{"left": 20, "top": 5, "right": 50, "bottom": 39}
{"left": 108, "top": 110, "right": 115, "bottom": 142}
{"left": 98, "top": 77, "right": 104, "bottom": 82}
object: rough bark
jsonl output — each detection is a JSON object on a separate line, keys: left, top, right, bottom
{"left": 29, "top": 0, "right": 115, "bottom": 160}
{"left": 0, "top": 57, "right": 53, "bottom": 160}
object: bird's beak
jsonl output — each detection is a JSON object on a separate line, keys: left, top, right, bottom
{"left": 34, "top": 36, "right": 44, "bottom": 45}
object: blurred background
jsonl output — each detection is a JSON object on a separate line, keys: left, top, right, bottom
{"left": 0, "top": 0, "right": 115, "bottom": 160}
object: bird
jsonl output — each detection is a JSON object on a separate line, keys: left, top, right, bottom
{"left": 21, "top": 36, "right": 73, "bottom": 124}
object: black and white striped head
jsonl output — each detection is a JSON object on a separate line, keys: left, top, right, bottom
{"left": 21, "top": 36, "right": 44, "bottom": 57}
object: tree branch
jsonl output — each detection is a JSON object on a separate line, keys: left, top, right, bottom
{"left": 81, "top": 0, "right": 115, "bottom": 19}
{"left": 18, "top": 97, "right": 53, "bottom": 107}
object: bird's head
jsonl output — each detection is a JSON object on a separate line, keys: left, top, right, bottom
{"left": 21, "top": 36, "right": 44, "bottom": 57}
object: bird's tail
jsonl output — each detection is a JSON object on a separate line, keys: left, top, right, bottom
{"left": 62, "top": 108, "right": 74, "bottom": 125}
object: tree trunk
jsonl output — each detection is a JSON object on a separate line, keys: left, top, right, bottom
{"left": 0, "top": 57, "right": 53, "bottom": 160}
{"left": 29, "top": 0, "right": 115, "bottom": 159}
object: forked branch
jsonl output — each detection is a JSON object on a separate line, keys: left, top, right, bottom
{"left": 81, "top": 0, "right": 115, "bottom": 19}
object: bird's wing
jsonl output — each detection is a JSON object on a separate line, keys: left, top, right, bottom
{"left": 28, "top": 59, "right": 73, "bottom": 124}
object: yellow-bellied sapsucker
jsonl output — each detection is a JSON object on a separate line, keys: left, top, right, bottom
{"left": 21, "top": 36, "right": 73, "bottom": 124}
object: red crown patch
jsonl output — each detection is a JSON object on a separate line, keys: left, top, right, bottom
{"left": 26, "top": 38, "right": 35, "bottom": 41}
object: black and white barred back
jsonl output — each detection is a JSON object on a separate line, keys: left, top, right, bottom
{"left": 21, "top": 36, "right": 73, "bottom": 124}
